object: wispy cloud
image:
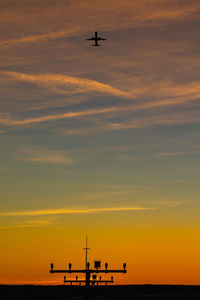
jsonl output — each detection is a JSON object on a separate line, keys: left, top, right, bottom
{"left": 3, "top": 71, "right": 200, "bottom": 104}
{"left": 1, "top": 70, "right": 200, "bottom": 128}
{"left": 157, "top": 151, "right": 187, "bottom": 157}
{"left": 19, "top": 148, "right": 73, "bottom": 165}
{"left": 1, "top": 103, "right": 200, "bottom": 130}
{"left": 26, "top": 220, "right": 52, "bottom": 226}
{"left": 0, "top": 106, "right": 117, "bottom": 126}
{"left": 0, "top": 224, "right": 36, "bottom": 229}
{"left": 0, "top": 0, "right": 198, "bottom": 50}
{"left": 156, "top": 150, "right": 199, "bottom": 158}
{"left": 104, "top": 110, "right": 200, "bottom": 131}
{"left": 62, "top": 128, "right": 93, "bottom": 136}
{"left": 1, "top": 71, "right": 130, "bottom": 98}
{"left": 0, "top": 219, "right": 52, "bottom": 229}
{"left": 0, "top": 206, "right": 154, "bottom": 217}
{"left": 0, "top": 28, "right": 81, "bottom": 48}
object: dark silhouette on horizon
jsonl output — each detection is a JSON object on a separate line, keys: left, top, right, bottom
{"left": 50, "top": 236, "right": 126, "bottom": 286}
{"left": 2, "top": 285, "right": 200, "bottom": 300}
{"left": 86, "top": 31, "right": 106, "bottom": 46}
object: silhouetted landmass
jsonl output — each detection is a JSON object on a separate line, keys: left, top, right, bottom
{"left": 1, "top": 284, "right": 200, "bottom": 299}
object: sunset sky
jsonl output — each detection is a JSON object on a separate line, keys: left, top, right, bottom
{"left": 1, "top": 0, "right": 200, "bottom": 285}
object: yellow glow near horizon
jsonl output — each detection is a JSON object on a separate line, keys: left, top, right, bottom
{"left": 1, "top": 226, "right": 200, "bottom": 285}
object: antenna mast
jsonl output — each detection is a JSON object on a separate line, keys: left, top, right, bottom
{"left": 84, "top": 236, "right": 90, "bottom": 269}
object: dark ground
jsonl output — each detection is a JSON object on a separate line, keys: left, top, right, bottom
{"left": 1, "top": 285, "right": 200, "bottom": 300}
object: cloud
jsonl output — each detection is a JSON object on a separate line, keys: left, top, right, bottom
{"left": 0, "top": 224, "right": 37, "bottom": 229}
{"left": 0, "top": 29, "right": 80, "bottom": 48}
{"left": 2, "top": 67, "right": 200, "bottom": 129}
{"left": 0, "top": 206, "right": 154, "bottom": 217}
{"left": 62, "top": 128, "right": 93, "bottom": 136}
{"left": 1, "top": 70, "right": 200, "bottom": 127}
{"left": 156, "top": 150, "right": 199, "bottom": 158}
{"left": 103, "top": 110, "right": 200, "bottom": 131}
{"left": 0, "top": 71, "right": 130, "bottom": 98}
{"left": 21, "top": 149, "right": 73, "bottom": 165}
{"left": 157, "top": 152, "right": 184, "bottom": 157}
{"left": 0, "top": 0, "right": 198, "bottom": 50}
{"left": 0, "top": 219, "right": 53, "bottom": 229}
{"left": 1, "top": 80, "right": 200, "bottom": 128}
{"left": 1, "top": 99, "right": 200, "bottom": 129}
{"left": 0, "top": 106, "right": 118, "bottom": 126}
{"left": 26, "top": 220, "right": 52, "bottom": 226}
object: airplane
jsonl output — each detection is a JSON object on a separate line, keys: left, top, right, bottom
{"left": 86, "top": 31, "right": 106, "bottom": 46}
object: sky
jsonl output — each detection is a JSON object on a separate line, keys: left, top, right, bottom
{"left": 0, "top": 0, "right": 200, "bottom": 285}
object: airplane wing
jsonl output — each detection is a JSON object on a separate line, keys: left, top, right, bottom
{"left": 98, "top": 37, "right": 106, "bottom": 40}
{"left": 86, "top": 37, "right": 95, "bottom": 40}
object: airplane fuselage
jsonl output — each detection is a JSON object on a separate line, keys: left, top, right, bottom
{"left": 94, "top": 32, "right": 100, "bottom": 46}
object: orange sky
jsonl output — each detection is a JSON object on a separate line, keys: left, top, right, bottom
{"left": 1, "top": 226, "right": 200, "bottom": 285}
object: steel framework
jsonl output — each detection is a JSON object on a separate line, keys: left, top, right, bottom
{"left": 50, "top": 237, "right": 127, "bottom": 286}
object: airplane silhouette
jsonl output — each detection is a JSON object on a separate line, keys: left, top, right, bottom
{"left": 86, "top": 31, "right": 106, "bottom": 46}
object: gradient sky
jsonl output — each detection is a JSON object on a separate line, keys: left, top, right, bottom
{"left": 1, "top": 0, "right": 200, "bottom": 285}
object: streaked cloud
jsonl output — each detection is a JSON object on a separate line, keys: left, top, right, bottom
{"left": 0, "top": 219, "right": 53, "bottom": 229}
{"left": 0, "top": 29, "right": 81, "bottom": 48}
{"left": 1, "top": 101, "right": 200, "bottom": 130}
{"left": 0, "top": 206, "right": 154, "bottom": 217}
{"left": 157, "top": 152, "right": 185, "bottom": 157}
{"left": 0, "top": 0, "right": 199, "bottom": 50}
{"left": 1, "top": 71, "right": 130, "bottom": 98}
{"left": 20, "top": 149, "right": 73, "bottom": 165}
{"left": 0, "top": 106, "right": 117, "bottom": 126}
{"left": 104, "top": 110, "right": 200, "bottom": 131}
{"left": 0, "top": 224, "right": 37, "bottom": 229}
{"left": 1, "top": 70, "right": 200, "bottom": 129}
